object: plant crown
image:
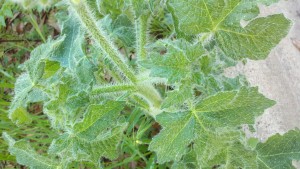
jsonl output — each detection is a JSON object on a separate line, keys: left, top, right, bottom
{"left": 3, "top": 0, "right": 300, "bottom": 168}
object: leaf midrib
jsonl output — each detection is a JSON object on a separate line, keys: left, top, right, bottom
{"left": 212, "top": 1, "right": 242, "bottom": 32}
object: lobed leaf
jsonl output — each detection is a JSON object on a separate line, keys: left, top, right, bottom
{"left": 256, "top": 129, "right": 300, "bottom": 169}
{"left": 150, "top": 87, "right": 275, "bottom": 163}
{"left": 3, "top": 133, "right": 60, "bottom": 169}
{"left": 169, "top": 0, "right": 291, "bottom": 60}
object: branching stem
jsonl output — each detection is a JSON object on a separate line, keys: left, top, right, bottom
{"left": 70, "top": 0, "right": 162, "bottom": 113}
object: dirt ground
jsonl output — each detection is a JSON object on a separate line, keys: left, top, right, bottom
{"left": 225, "top": 0, "right": 300, "bottom": 167}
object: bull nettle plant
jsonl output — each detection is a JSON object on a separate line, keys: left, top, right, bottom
{"left": 3, "top": 0, "right": 300, "bottom": 168}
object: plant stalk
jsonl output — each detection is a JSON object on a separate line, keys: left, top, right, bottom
{"left": 70, "top": 0, "right": 162, "bottom": 112}
{"left": 136, "top": 15, "right": 148, "bottom": 61}
{"left": 70, "top": 0, "right": 137, "bottom": 83}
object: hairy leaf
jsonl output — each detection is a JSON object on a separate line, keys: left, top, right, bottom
{"left": 49, "top": 101, "right": 126, "bottom": 164}
{"left": 150, "top": 87, "right": 275, "bottom": 163}
{"left": 149, "top": 112, "right": 195, "bottom": 163}
{"left": 169, "top": 0, "right": 291, "bottom": 60}
{"left": 176, "top": 129, "right": 300, "bottom": 168}
{"left": 256, "top": 129, "right": 300, "bottom": 169}
{"left": 3, "top": 133, "right": 60, "bottom": 169}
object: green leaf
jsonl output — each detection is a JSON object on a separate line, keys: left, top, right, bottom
{"left": 256, "top": 129, "right": 300, "bottom": 169}
{"left": 140, "top": 39, "right": 204, "bottom": 83}
{"left": 150, "top": 87, "right": 274, "bottom": 163}
{"left": 9, "top": 107, "right": 32, "bottom": 126}
{"left": 176, "top": 129, "right": 300, "bottom": 168}
{"left": 42, "top": 60, "right": 61, "bottom": 79}
{"left": 49, "top": 124, "right": 126, "bottom": 164}
{"left": 25, "top": 38, "right": 64, "bottom": 82}
{"left": 101, "top": 14, "right": 136, "bottom": 47}
{"left": 0, "top": 1, "right": 14, "bottom": 27}
{"left": 149, "top": 112, "right": 195, "bottom": 163}
{"left": 74, "top": 56, "right": 95, "bottom": 84}
{"left": 162, "top": 82, "right": 193, "bottom": 109}
{"left": 216, "top": 14, "right": 291, "bottom": 60}
{"left": 74, "top": 101, "right": 124, "bottom": 134}
{"left": 43, "top": 74, "right": 91, "bottom": 129}
{"left": 195, "top": 87, "right": 275, "bottom": 128}
{"left": 169, "top": 0, "right": 291, "bottom": 60}
{"left": 190, "top": 129, "right": 258, "bottom": 168}
{"left": 49, "top": 101, "right": 126, "bottom": 164}
{"left": 97, "top": 0, "right": 125, "bottom": 19}
{"left": 9, "top": 73, "right": 33, "bottom": 112}
{"left": 9, "top": 73, "right": 47, "bottom": 124}
{"left": 51, "top": 15, "right": 84, "bottom": 68}
{"left": 3, "top": 133, "right": 60, "bottom": 169}
{"left": 141, "top": 50, "right": 189, "bottom": 83}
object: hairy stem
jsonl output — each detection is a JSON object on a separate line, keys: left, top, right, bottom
{"left": 136, "top": 15, "right": 148, "bottom": 61}
{"left": 70, "top": 0, "right": 137, "bottom": 83}
{"left": 136, "top": 84, "right": 162, "bottom": 109}
{"left": 92, "top": 84, "right": 135, "bottom": 95}
{"left": 70, "top": 0, "right": 162, "bottom": 113}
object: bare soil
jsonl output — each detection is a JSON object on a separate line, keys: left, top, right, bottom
{"left": 225, "top": 0, "right": 300, "bottom": 167}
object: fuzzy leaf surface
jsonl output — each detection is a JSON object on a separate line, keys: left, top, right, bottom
{"left": 49, "top": 101, "right": 126, "bottom": 164}
{"left": 175, "top": 129, "right": 300, "bottom": 168}
{"left": 150, "top": 87, "right": 275, "bottom": 163}
{"left": 256, "top": 129, "right": 300, "bottom": 169}
{"left": 3, "top": 133, "right": 60, "bottom": 169}
{"left": 169, "top": 0, "right": 291, "bottom": 60}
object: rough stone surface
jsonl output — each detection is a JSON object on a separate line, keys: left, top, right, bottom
{"left": 225, "top": 0, "right": 300, "bottom": 167}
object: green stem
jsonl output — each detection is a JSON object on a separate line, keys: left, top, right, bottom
{"left": 98, "top": 61, "right": 122, "bottom": 82}
{"left": 136, "top": 15, "right": 148, "bottom": 61}
{"left": 70, "top": 1, "right": 137, "bottom": 83}
{"left": 70, "top": 0, "right": 162, "bottom": 112}
{"left": 92, "top": 84, "right": 135, "bottom": 95}
{"left": 136, "top": 84, "right": 162, "bottom": 109}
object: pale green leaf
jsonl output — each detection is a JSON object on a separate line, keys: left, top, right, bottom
{"left": 10, "top": 73, "right": 33, "bottom": 112}
{"left": 51, "top": 15, "right": 84, "bottom": 68}
{"left": 190, "top": 129, "right": 257, "bottom": 168}
{"left": 195, "top": 87, "right": 275, "bottom": 128}
{"left": 49, "top": 101, "right": 126, "bottom": 164}
{"left": 9, "top": 73, "right": 47, "bottom": 124}
{"left": 101, "top": 14, "right": 136, "bottom": 47}
{"left": 74, "top": 101, "right": 124, "bottom": 134}
{"left": 141, "top": 51, "right": 189, "bottom": 83}
{"left": 256, "top": 129, "right": 300, "bottom": 169}
{"left": 25, "top": 38, "right": 64, "bottom": 82}
{"left": 42, "top": 60, "right": 61, "bottom": 79}
{"left": 169, "top": 0, "right": 291, "bottom": 60}
{"left": 9, "top": 107, "right": 32, "bottom": 126}
{"left": 216, "top": 14, "right": 291, "bottom": 60}
{"left": 162, "top": 82, "right": 193, "bottom": 109}
{"left": 49, "top": 124, "right": 126, "bottom": 164}
{"left": 140, "top": 40, "right": 204, "bottom": 83}
{"left": 150, "top": 87, "right": 274, "bottom": 163}
{"left": 43, "top": 74, "right": 91, "bottom": 129}
{"left": 176, "top": 129, "right": 300, "bottom": 168}
{"left": 75, "top": 57, "right": 96, "bottom": 85}
{"left": 3, "top": 133, "right": 60, "bottom": 169}
{"left": 149, "top": 112, "right": 195, "bottom": 163}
